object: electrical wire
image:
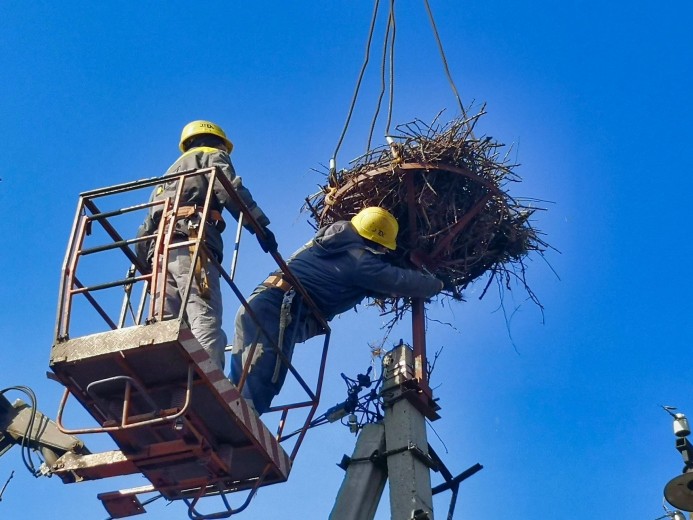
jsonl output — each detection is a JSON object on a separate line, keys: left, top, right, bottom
{"left": 0, "top": 386, "right": 43, "bottom": 477}
{"left": 280, "top": 368, "right": 384, "bottom": 441}
{"left": 0, "top": 471, "right": 14, "bottom": 502}
{"left": 365, "top": 0, "right": 397, "bottom": 152}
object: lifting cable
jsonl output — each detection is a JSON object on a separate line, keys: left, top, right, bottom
{"left": 367, "top": 0, "right": 397, "bottom": 151}
{"left": 385, "top": 0, "right": 397, "bottom": 137}
{"left": 330, "top": 0, "right": 382, "bottom": 180}
{"left": 331, "top": 0, "right": 468, "bottom": 173}
{"left": 422, "top": 0, "right": 466, "bottom": 119}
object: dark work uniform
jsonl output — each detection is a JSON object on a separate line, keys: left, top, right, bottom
{"left": 230, "top": 221, "right": 443, "bottom": 413}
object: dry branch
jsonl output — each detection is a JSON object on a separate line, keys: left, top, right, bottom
{"left": 304, "top": 110, "right": 550, "bottom": 326}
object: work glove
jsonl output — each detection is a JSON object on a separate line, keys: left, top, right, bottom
{"left": 437, "top": 273, "right": 464, "bottom": 301}
{"left": 436, "top": 273, "right": 456, "bottom": 291}
{"left": 256, "top": 227, "right": 278, "bottom": 253}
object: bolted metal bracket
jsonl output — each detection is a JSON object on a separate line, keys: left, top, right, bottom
{"left": 381, "top": 345, "right": 440, "bottom": 421}
{"left": 411, "top": 508, "right": 431, "bottom": 520}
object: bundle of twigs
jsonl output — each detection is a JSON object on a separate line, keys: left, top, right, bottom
{"left": 304, "top": 109, "right": 549, "bottom": 324}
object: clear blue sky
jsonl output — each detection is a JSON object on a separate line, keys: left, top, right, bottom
{"left": 1, "top": 1, "right": 692, "bottom": 519}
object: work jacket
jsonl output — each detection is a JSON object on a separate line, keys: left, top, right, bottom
{"left": 276, "top": 221, "right": 443, "bottom": 321}
{"left": 137, "top": 146, "right": 269, "bottom": 264}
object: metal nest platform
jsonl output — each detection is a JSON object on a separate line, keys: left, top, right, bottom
{"left": 306, "top": 111, "right": 551, "bottom": 325}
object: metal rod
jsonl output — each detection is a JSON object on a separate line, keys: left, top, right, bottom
{"left": 122, "top": 380, "right": 133, "bottom": 427}
{"left": 56, "top": 366, "right": 194, "bottom": 435}
{"left": 71, "top": 277, "right": 118, "bottom": 330}
{"left": 405, "top": 171, "right": 429, "bottom": 386}
{"left": 85, "top": 199, "right": 163, "bottom": 222}
{"left": 61, "top": 212, "right": 89, "bottom": 337}
{"left": 287, "top": 330, "right": 332, "bottom": 460}
{"left": 79, "top": 235, "right": 153, "bottom": 257}
{"left": 83, "top": 198, "right": 149, "bottom": 274}
{"left": 229, "top": 213, "right": 244, "bottom": 282}
{"left": 71, "top": 275, "right": 147, "bottom": 294}
{"left": 177, "top": 170, "right": 216, "bottom": 319}
{"left": 55, "top": 197, "right": 86, "bottom": 339}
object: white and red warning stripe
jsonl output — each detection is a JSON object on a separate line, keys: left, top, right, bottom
{"left": 178, "top": 328, "right": 291, "bottom": 478}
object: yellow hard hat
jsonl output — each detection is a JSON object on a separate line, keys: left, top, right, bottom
{"left": 179, "top": 120, "right": 234, "bottom": 152}
{"left": 350, "top": 207, "right": 399, "bottom": 250}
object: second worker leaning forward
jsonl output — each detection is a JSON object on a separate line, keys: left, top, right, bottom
{"left": 230, "top": 207, "right": 444, "bottom": 414}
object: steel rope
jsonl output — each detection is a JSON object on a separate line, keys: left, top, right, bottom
{"left": 385, "top": 0, "right": 397, "bottom": 136}
{"left": 336, "top": 0, "right": 469, "bottom": 168}
{"left": 366, "top": 5, "right": 392, "bottom": 151}
{"left": 422, "top": 0, "right": 467, "bottom": 119}
{"left": 332, "top": 0, "right": 381, "bottom": 174}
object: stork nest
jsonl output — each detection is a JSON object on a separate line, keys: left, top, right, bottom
{"left": 304, "top": 110, "right": 550, "bottom": 325}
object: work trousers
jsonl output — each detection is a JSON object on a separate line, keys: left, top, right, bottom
{"left": 156, "top": 247, "right": 227, "bottom": 370}
{"left": 230, "top": 286, "right": 321, "bottom": 414}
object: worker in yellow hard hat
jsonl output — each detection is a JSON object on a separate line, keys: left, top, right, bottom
{"left": 136, "top": 120, "right": 276, "bottom": 369}
{"left": 230, "top": 206, "right": 444, "bottom": 414}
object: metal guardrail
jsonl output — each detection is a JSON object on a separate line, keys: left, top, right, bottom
{"left": 52, "top": 167, "right": 330, "bottom": 460}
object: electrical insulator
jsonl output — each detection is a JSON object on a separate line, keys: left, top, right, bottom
{"left": 348, "top": 414, "right": 358, "bottom": 433}
{"left": 674, "top": 413, "right": 691, "bottom": 438}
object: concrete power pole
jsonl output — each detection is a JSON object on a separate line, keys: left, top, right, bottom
{"left": 330, "top": 343, "right": 439, "bottom": 520}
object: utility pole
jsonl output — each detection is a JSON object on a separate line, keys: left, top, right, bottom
{"left": 381, "top": 344, "right": 436, "bottom": 519}
{"left": 330, "top": 343, "right": 440, "bottom": 520}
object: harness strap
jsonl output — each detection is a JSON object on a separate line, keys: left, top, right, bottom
{"left": 186, "top": 222, "right": 211, "bottom": 299}
{"left": 272, "top": 289, "right": 296, "bottom": 384}
{"left": 167, "top": 205, "right": 221, "bottom": 300}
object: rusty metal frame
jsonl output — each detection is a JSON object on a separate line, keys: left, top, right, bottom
{"left": 50, "top": 167, "right": 332, "bottom": 516}
{"left": 324, "top": 161, "right": 505, "bottom": 208}
{"left": 183, "top": 467, "right": 270, "bottom": 520}
{"left": 54, "top": 365, "right": 194, "bottom": 435}
{"left": 397, "top": 162, "right": 497, "bottom": 417}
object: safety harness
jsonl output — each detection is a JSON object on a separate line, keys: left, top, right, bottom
{"left": 170, "top": 205, "right": 225, "bottom": 300}
{"left": 262, "top": 275, "right": 299, "bottom": 384}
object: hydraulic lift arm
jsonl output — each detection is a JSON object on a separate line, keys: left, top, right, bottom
{"left": 0, "top": 392, "right": 88, "bottom": 481}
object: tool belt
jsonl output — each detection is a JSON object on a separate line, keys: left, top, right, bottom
{"left": 262, "top": 274, "right": 292, "bottom": 293}
{"left": 174, "top": 205, "right": 226, "bottom": 232}
{"left": 168, "top": 205, "right": 225, "bottom": 300}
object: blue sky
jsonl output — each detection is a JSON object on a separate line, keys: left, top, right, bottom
{"left": 1, "top": 1, "right": 692, "bottom": 518}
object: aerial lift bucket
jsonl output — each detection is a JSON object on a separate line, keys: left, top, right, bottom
{"left": 44, "top": 168, "right": 330, "bottom": 518}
